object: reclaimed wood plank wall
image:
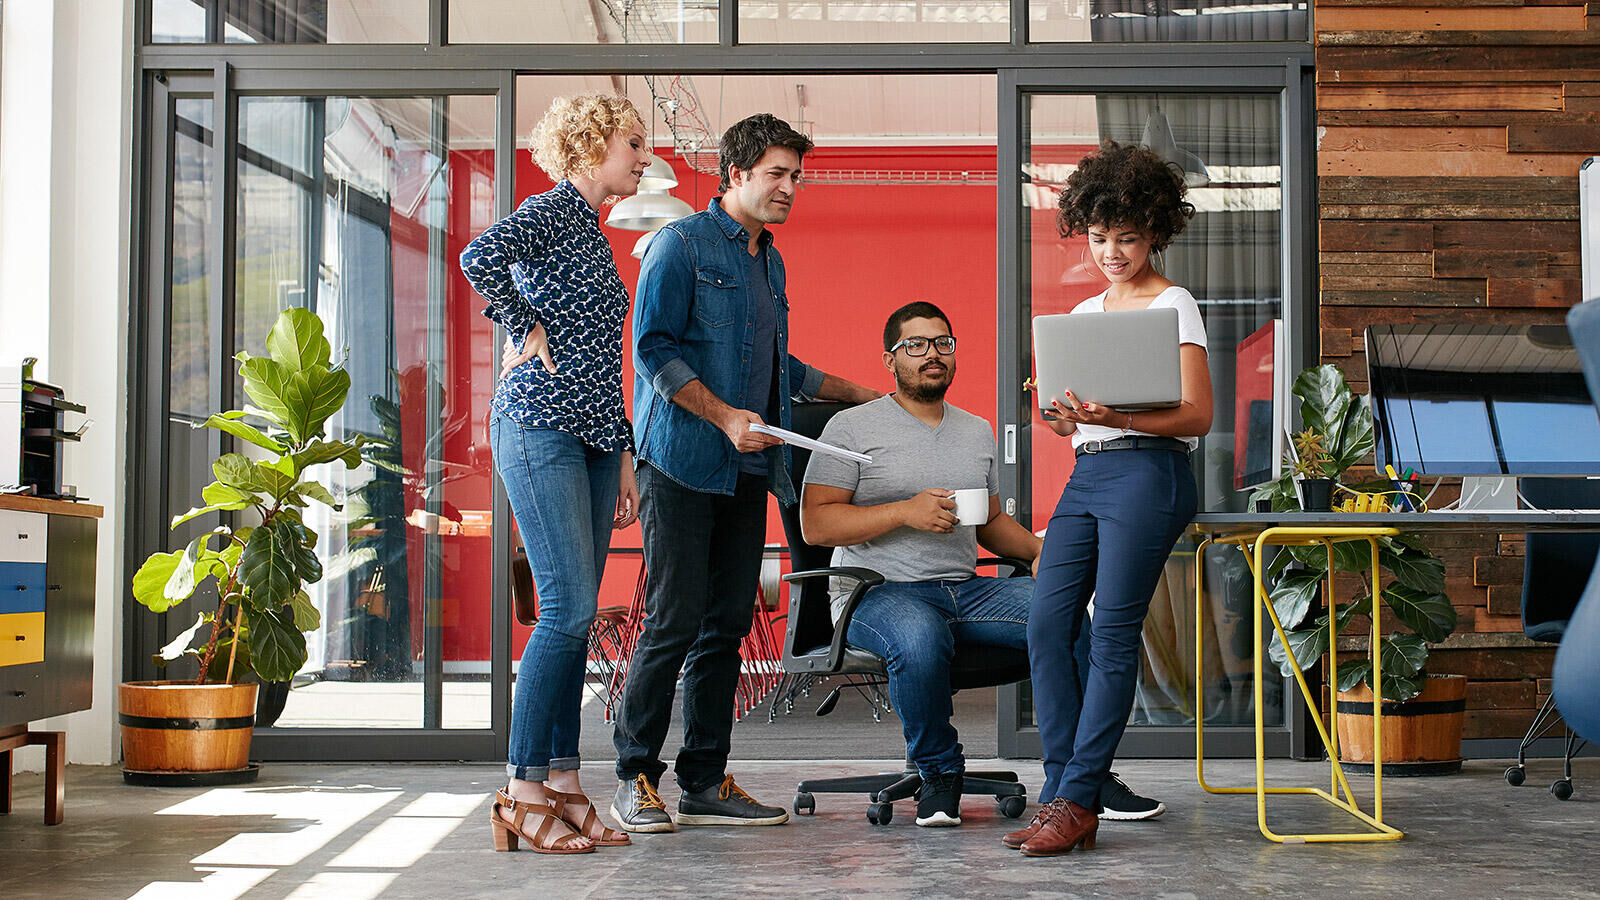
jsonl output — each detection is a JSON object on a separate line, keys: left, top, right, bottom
{"left": 1314, "top": 0, "right": 1598, "bottom": 739}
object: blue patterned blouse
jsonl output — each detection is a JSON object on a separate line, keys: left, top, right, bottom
{"left": 460, "top": 180, "right": 634, "bottom": 453}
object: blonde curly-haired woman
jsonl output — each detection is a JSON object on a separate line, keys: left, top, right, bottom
{"left": 460, "top": 93, "right": 650, "bottom": 855}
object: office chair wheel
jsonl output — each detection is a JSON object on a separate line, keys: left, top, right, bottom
{"left": 1552, "top": 779, "right": 1574, "bottom": 801}
{"left": 998, "top": 795, "right": 1027, "bottom": 819}
{"left": 793, "top": 792, "right": 815, "bottom": 815}
{"left": 867, "top": 801, "right": 893, "bottom": 825}
{"left": 1505, "top": 765, "right": 1526, "bottom": 786}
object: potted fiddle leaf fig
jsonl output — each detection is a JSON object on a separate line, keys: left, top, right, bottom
{"left": 1250, "top": 364, "right": 1465, "bottom": 773}
{"left": 122, "top": 308, "right": 364, "bottom": 783}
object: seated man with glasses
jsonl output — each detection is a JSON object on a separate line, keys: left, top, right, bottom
{"left": 798, "top": 301, "right": 1041, "bottom": 827}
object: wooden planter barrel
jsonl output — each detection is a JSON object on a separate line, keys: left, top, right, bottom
{"left": 1335, "top": 674, "right": 1467, "bottom": 776}
{"left": 119, "top": 681, "right": 258, "bottom": 784}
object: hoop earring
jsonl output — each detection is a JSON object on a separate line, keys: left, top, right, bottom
{"left": 1079, "top": 245, "right": 1090, "bottom": 270}
{"left": 1152, "top": 247, "right": 1165, "bottom": 274}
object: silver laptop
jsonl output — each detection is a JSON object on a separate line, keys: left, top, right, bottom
{"left": 1032, "top": 307, "right": 1183, "bottom": 412}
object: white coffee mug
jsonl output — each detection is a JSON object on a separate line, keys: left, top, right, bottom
{"left": 950, "top": 488, "right": 989, "bottom": 526}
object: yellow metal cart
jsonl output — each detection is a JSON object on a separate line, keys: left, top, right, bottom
{"left": 1194, "top": 524, "right": 1404, "bottom": 844}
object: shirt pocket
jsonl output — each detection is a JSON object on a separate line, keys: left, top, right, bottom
{"left": 693, "top": 267, "right": 740, "bottom": 328}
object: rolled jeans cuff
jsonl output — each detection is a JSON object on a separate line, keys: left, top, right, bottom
{"left": 506, "top": 763, "right": 549, "bottom": 782}
{"left": 549, "top": 756, "right": 581, "bottom": 772}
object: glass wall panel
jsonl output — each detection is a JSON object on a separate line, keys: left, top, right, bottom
{"left": 739, "top": 1, "right": 1008, "bottom": 42}
{"left": 1028, "top": 0, "right": 1308, "bottom": 42}
{"left": 1020, "top": 92, "right": 1284, "bottom": 729}
{"left": 165, "top": 98, "right": 222, "bottom": 648}
{"left": 152, "top": 0, "right": 207, "bottom": 42}
{"left": 450, "top": 0, "right": 718, "bottom": 44}
{"left": 149, "top": 1, "right": 429, "bottom": 44}
{"left": 231, "top": 93, "right": 498, "bottom": 729}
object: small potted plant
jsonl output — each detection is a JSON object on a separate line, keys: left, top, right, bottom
{"left": 123, "top": 309, "right": 364, "bottom": 783}
{"left": 1251, "top": 365, "right": 1464, "bottom": 773}
{"left": 1290, "top": 428, "right": 1337, "bottom": 512}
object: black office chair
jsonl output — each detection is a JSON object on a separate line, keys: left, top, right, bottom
{"left": 1506, "top": 477, "right": 1600, "bottom": 799}
{"left": 777, "top": 400, "right": 1030, "bottom": 825}
{"left": 1552, "top": 298, "right": 1600, "bottom": 755}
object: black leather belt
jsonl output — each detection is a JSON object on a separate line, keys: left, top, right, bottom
{"left": 1075, "top": 436, "right": 1191, "bottom": 457}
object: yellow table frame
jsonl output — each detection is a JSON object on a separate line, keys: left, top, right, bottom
{"left": 1194, "top": 525, "right": 1405, "bottom": 844}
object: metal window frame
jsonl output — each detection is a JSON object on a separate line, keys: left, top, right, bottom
{"left": 128, "top": 0, "right": 1315, "bottom": 762}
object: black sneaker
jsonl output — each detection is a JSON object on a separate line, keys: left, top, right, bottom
{"left": 1098, "top": 772, "right": 1165, "bottom": 821}
{"left": 915, "top": 772, "right": 963, "bottom": 827}
{"left": 676, "top": 775, "right": 789, "bottom": 826}
{"left": 611, "top": 774, "right": 675, "bottom": 833}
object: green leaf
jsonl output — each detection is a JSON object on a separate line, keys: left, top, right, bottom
{"left": 266, "top": 307, "right": 332, "bottom": 372}
{"left": 282, "top": 519, "right": 324, "bottom": 584}
{"left": 1269, "top": 619, "right": 1330, "bottom": 679}
{"left": 167, "top": 527, "right": 230, "bottom": 600}
{"left": 1269, "top": 571, "right": 1323, "bottom": 631}
{"left": 1294, "top": 365, "right": 1351, "bottom": 440}
{"left": 240, "top": 354, "right": 302, "bottom": 443}
{"left": 287, "top": 365, "right": 351, "bottom": 440}
{"left": 200, "top": 413, "right": 286, "bottom": 453}
{"left": 156, "top": 613, "right": 210, "bottom": 662}
{"left": 250, "top": 462, "right": 299, "bottom": 501}
{"left": 296, "top": 480, "right": 342, "bottom": 510}
{"left": 171, "top": 488, "right": 256, "bottom": 528}
{"left": 289, "top": 590, "right": 321, "bottom": 631}
{"left": 1336, "top": 657, "right": 1373, "bottom": 693}
{"left": 132, "top": 551, "right": 185, "bottom": 612}
{"left": 1383, "top": 584, "right": 1457, "bottom": 643}
{"left": 1330, "top": 538, "right": 1379, "bottom": 575}
{"left": 291, "top": 438, "right": 363, "bottom": 473}
{"left": 1377, "top": 671, "right": 1426, "bottom": 703}
{"left": 1382, "top": 544, "right": 1447, "bottom": 594}
{"left": 1379, "top": 632, "right": 1429, "bottom": 678}
{"left": 212, "top": 453, "right": 264, "bottom": 491}
{"left": 246, "top": 606, "right": 306, "bottom": 683}
{"left": 239, "top": 518, "right": 298, "bottom": 610}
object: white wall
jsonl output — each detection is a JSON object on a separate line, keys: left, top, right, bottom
{"left": 0, "top": 0, "right": 134, "bottom": 771}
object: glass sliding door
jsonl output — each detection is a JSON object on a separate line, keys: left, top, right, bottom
{"left": 998, "top": 70, "right": 1310, "bottom": 758}
{"left": 133, "top": 72, "right": 511, "bottom": 760}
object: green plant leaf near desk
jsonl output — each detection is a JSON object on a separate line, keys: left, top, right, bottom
{"left": 131, "top": 308, "right": 365, "bottom": 685}
{"left": 1252, "top": 364, "right": 1457, "bottom": 703}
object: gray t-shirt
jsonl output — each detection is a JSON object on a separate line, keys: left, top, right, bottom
{"left": 803, "top": 395, "right": 1000, "bottom": 620}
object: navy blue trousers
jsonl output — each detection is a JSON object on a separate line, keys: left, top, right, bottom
{"left": 1029, "top": 447, "right": 1198, "bottom": 808}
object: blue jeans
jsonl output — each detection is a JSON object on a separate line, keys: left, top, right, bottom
{"left": 846, "top": 577, "right": 1031, "bottom": 777}
{"left": 491, "top": 412, "right": 621, "bottom": 782}
{"left": 612, "top": 463, "right": 769, "bottom": 792}
{"left": 1030, "top": 448, "right": 1197, "bottom": 808}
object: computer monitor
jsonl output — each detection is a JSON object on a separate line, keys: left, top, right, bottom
{"left": 1233, "top": 319, "right": 1285, "bottom": 490}
{"left": 1366, "top": 323, "right": 1600, "bottom": 478}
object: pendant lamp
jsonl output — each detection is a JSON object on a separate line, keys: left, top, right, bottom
{"left": 607, "top": 188, "right": 694, "bottom": 231}
{"left": 1140, "top": 110, "right": 1210, "bottom": 189}
{"left": 631, "top": 229, "right": 658, "bottom": 260}
{"left": 638, "top": 155, "right": 679, "bottom": 191}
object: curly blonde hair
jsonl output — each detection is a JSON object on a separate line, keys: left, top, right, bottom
{"left": 530, "top": 93, "right": 644, "bottom": 182}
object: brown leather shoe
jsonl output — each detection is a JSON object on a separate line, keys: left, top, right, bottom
{"left": 1018, "top": 799, "right": 1098, "bottom": 857}
{"left": 1002, "top": 807, "right": 1046, "bottom": 849}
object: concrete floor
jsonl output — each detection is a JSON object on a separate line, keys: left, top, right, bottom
{"left": 2, "top": 758, "right": 1597, "bottom": 899}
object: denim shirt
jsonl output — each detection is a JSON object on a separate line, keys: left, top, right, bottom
{"left": 632, "top": 198, "right": 825, "bottom": 503}
{"left": 459, "top": 180, "right": 633, "bottom": 453}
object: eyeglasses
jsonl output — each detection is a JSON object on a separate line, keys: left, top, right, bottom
{"left": 889, "top": 335, "right": 957, "bottom": 357}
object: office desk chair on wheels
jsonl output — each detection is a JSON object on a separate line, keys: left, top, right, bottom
{"left": 776, "top": 401, "right": 1030, "bottom": 826}
{"left": 1505, "top": 478, "right": 1600, "bottom": 799}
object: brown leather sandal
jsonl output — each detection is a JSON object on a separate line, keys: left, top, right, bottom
{"left": 550, "top": 788, "right": 631, "bottom": 846}
{"left": 489, "top": 789, "right": 595, "bottom": 854}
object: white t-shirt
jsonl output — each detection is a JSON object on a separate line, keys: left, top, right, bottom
{"left": 1067, "top": 285, "right": 1208, "bottom": 451}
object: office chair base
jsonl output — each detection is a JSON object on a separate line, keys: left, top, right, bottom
{"left": 794, "top": 768, "right": 1027, "bottom": 824}
{"left": 1507, "top": 692, "right": 1588, "bottom": 799}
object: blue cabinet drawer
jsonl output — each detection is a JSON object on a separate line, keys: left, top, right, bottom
{"left": 0, "top": 561, "right": 46, "bottom": 614}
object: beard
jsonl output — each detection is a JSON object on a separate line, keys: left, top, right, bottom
{"left": 896, "top": 360, "right": 952, "bottom": 402}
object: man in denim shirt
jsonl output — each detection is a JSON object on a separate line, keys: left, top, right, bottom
{"left": 612, "top": 114, "right": 879, "bottom": 832}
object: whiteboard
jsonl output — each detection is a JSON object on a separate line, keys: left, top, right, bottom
{"left": 1584, "top": 156, "right": 1599, "bottom": 302}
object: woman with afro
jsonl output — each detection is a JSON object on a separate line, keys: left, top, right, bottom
{"left": 1008, "top": 140, "right": 1214, "bottom": 857}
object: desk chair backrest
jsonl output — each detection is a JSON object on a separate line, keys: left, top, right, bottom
{"left": 1520, "top": 477, "right": 1600, "bottom": 641}
{"left": 1553, "top": 298, "right": 1600, "bottom": 743}
{"left": 777, "top": 401, "right": 858, "bottom": 659}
